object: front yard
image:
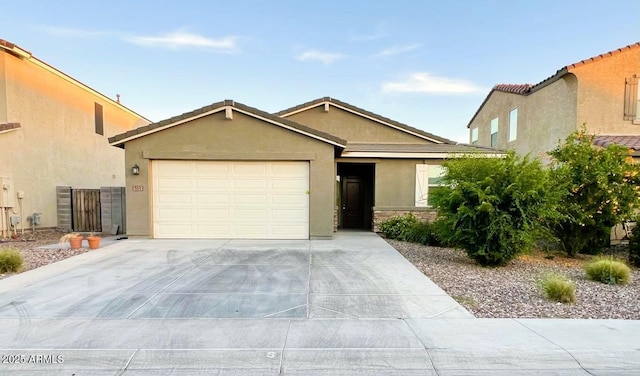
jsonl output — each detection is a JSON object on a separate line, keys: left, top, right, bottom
{"left": 389, "top": 239, "right": 640, "bottom": 319}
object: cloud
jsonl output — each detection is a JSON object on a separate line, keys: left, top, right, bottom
{"left": 376, "top": 44, "right": 421, "bottom": 57}
{"left": 382, "top": 72, "right": 484, "bottom": 94}
{"left": 125, "top": 30, "right": 237, "bottom": 52}
{"left": 296, "top": 50, "right": 345, "bottom": 64}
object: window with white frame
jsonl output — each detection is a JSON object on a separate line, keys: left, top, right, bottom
{"left": 490, "top": 118, "right": 499, "bottom": 147}
{"left": 471, "top": 127, "right": 478, "bottom": 145}
{"left": 415, "top": 164, "right": 446, "bottom": 207}
{"left": 508, "top": 108, "right": 518, "bottom": 142}
{"left": 624, "top": 75, "right": 639, "bottom": 122}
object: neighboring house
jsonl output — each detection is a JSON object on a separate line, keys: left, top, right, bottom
{"left": 0, "top": 39, "right": 150, "bottom": 235}
{"left": 109, "top": 97, "right": 500, "bottom": 239}
{"left": 467, "top": 42, "right": 640, "bottom": 159}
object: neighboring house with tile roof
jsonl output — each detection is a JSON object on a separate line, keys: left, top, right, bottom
{"left": 467, "top": 42, "right": 640, "bottom": 159}
{"left": 110, "top": 97, "right": 502, "bottom": 239}
{"left": 0, "top": 39, "right": 150, "bottom": 235}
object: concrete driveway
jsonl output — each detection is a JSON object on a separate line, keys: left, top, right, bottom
{"left": 0, "top": 232, "right": 639, "bottom": 375}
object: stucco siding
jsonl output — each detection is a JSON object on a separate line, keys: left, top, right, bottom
{"left": 0, "top": 54, "right": 6, "bottom": 123}
{"left": 124, "top": 111, "right": 336, "bottom": 238}
{"left": 284, "top": 105, "right": 431, "bottom": 144}
{"left": 572, "top": 47, "right": 640, "bottom": 135}
{"left": 0, "top": 50, "right": 148, "bottom": 228}
{"left": 469, "top": 77, "right": 578, "bottom": 157}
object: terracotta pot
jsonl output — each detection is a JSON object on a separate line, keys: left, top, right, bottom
{"left": 87, "top": 236, "right": 101, "bottom": 249}
{"left": 69, "top": 236, "right": 84, "bottom": 249}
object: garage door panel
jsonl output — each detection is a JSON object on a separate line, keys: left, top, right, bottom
{"left": 272, "top": 194, "right": 307, "bottom": 205}
{"left": 195, "top": 178, "right": 229, "bottom": 189}
{"left": 271, "top": 178, "right": 307, "bottom": 190}
{"left": 156, "top": 208, "right": 193, "bottom": 220}
{"left": 157, "top": 161, "right": 193, "bottom": 176}
{"left": 196, "top": 193, "right": 230, "bottom": 204}
{"left": 233, "top": 179, "right": 268, "bottom": 189}
{"left": 156, "top": 224, "right": 194, "bottom": 237}
{"left": 153, "top": 160, "right": 309, "bottom": 239}
{"left": 233, "top": 163, "right": 268, "bottom": 175}
{"left": 157, "top": 178, "right": 192, "bottom": 189}
{"left": 272, "top": 208, "right": 307, "bottom": 219}
{"left": 233, "top": 194, "right": 267, "bottom": 205}
{"left": 195, "top": 163, "right": 229, "bottom": 175}
{"left": 156, "top": 193, "right": 193, "bottom": 204}
{"left": 196, "top": 208, "right": 231, "bottom": 220}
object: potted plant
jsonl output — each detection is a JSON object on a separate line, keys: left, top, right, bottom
{"left": 86, "top": 233, "right": 101, "bottom": 249}
{"left": 59, "top": 233, "right": 83, "bottom": 249}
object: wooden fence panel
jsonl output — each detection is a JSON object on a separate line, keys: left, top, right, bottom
{"left": 72, "top": 189, "right": 101, "bottom": 232}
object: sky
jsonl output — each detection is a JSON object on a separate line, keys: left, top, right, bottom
{"left": 1, "top": 0, "right": 638, "bottom": 143}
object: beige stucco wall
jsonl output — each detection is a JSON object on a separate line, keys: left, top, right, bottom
{"left": 469, "top": 76, "right": 578, "bottom": 158}
{"left": 284, "top": 105, "right": 431, "bottom": 143}
{"left": 0, "top": 50, "right": 148, "bottom": 228}
{"left": 123, "top": 110, "right": 336, "bottom": 238}
{"left": 373, "top": 159, "right": 444, "bottom": 208}
{"left": 571, "top": 47, "right": 640, "bottom": 135}
{"left": 0, "top": 54, "right": 7, "bottom": 123}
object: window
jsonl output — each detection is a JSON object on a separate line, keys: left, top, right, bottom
{"left": 471, "top": 128, "right": 478, "bottom": 145}
{"left": 95, "top": 102, "right": 104, "bottom": 135}
{"left": 415, "top": 164, "right": 446, "bottom": 207}
{"left": 490, "top": 118, "right": 499, "bottom": 147}
{"left": 508, "top": 108, "right": 518, "bottom": 142}
{"left": 624, "top": 75, "right": 639, "bottom": 122}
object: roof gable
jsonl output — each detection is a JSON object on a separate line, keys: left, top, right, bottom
{"left": 276, "top": 97, "right": 455, "bottom": 144}
{"left": 468, "top": 42, "right": 640, "bottom": 127}
{"left": 109, "top": 99, "right": 347, "bottom": 148}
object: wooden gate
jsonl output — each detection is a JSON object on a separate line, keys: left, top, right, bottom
{"left": 72, "top": 189, "right": 101, "bottom": 232}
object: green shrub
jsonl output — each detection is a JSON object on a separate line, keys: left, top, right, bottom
{"left": 549, "top": 127, "right": 640, "bottom": 256}
{"left": 378, "top": 213, "right": 418, "bottom": 240}
{"left": 584, "top": 257, "right": 632, "bottom": 285}
{"left": 0, "top": 248, "right": 23, "bottom": 273}
{"left": 431, "top": 151, "right": 560, "bottom": 266}
{"left": 539, "top": 274, "right": 576, "bottom": 303}
{"left": 629, "top": 224, "right": 640, "bottom": 267}
{"left": 404, "top": 221, "right": 442, "bottom": 246}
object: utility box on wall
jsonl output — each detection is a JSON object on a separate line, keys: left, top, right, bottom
{"left": 0, "top": 177, "right": 15, "bottom": 207}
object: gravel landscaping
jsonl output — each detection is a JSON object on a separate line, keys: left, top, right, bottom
{"left": 389, "top": 239, "right": 640, "bottom": 319}
{"left": 0, "top": 230, "right": 89, "bottom": 280}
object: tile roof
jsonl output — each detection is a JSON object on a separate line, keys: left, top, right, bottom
{"left": 276, "top": 97, "right": 456, "bottom": 144}
{"left": 109, "top": 99, "right": 348, "bottom": 147}
{"left": 0, "top": 122, "right": 21, "bottom": 133}
{"left": 344, "top": 142, "right": 502, "bottom": 154}
{"left": 468, "top": 42, "right": 640, "bottom": 127}
{"left": 593, "top": 135, "right": 640, "bottom": 156}
{"left": 493, "top": 84, "right": 533, "bottom": 95}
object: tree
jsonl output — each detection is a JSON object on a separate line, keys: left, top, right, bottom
{"left": 432, "top": 151, "right": 559, "bottom": 266}
{"left": 548, "top": 128, "right": 640, "bottom": 256}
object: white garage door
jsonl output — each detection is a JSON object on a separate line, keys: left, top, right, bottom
{"left": 152, "top": 161, "right": 309, "bottom": 239}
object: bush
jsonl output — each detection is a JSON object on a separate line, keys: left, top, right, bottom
{"left": 404, "top": 221, "right": 443, "bottom": 246}
{"left": 432, "top": 151, "right": 560, "bottom": 266}
{"left": 549, "top": 127, "right": 640, "bottom": 256}
{"left": 539, "top": 274, "right": 576, "bottom": 303}
{"left": 378, "top": 213, "right": 418, "bottom": 241}
{"left": 584, "top": 257, "right": 632, "bottom": 285}
{"left": 0, "top": 248, "right": 23, "bottom": 273}
{"left": 629, "top": 224, "right": 640, "bottom": 267}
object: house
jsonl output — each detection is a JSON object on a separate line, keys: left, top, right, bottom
{"left": 109, "top": 97, "right": 500, "bottom": 239}
{"left": 467, "top": 42, "right": 640, "bottom": 159}
{"left": 0, "top": 39, "right": 150, "bottom": 236}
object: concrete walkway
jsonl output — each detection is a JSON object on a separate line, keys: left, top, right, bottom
{"left": 0, "top": 232, "right": 638, "bottom": 374}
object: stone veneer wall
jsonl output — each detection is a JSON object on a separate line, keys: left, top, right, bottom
{"left": 372, "top": 208, "right": 437, "bottom": 232}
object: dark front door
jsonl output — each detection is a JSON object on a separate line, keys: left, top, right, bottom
{"left": 342, "top": 177, "right": 364, "bottom": 228}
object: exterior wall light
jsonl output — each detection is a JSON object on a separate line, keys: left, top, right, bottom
{"left": 132, "top": 164, "right": 140, "bottom": 175}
